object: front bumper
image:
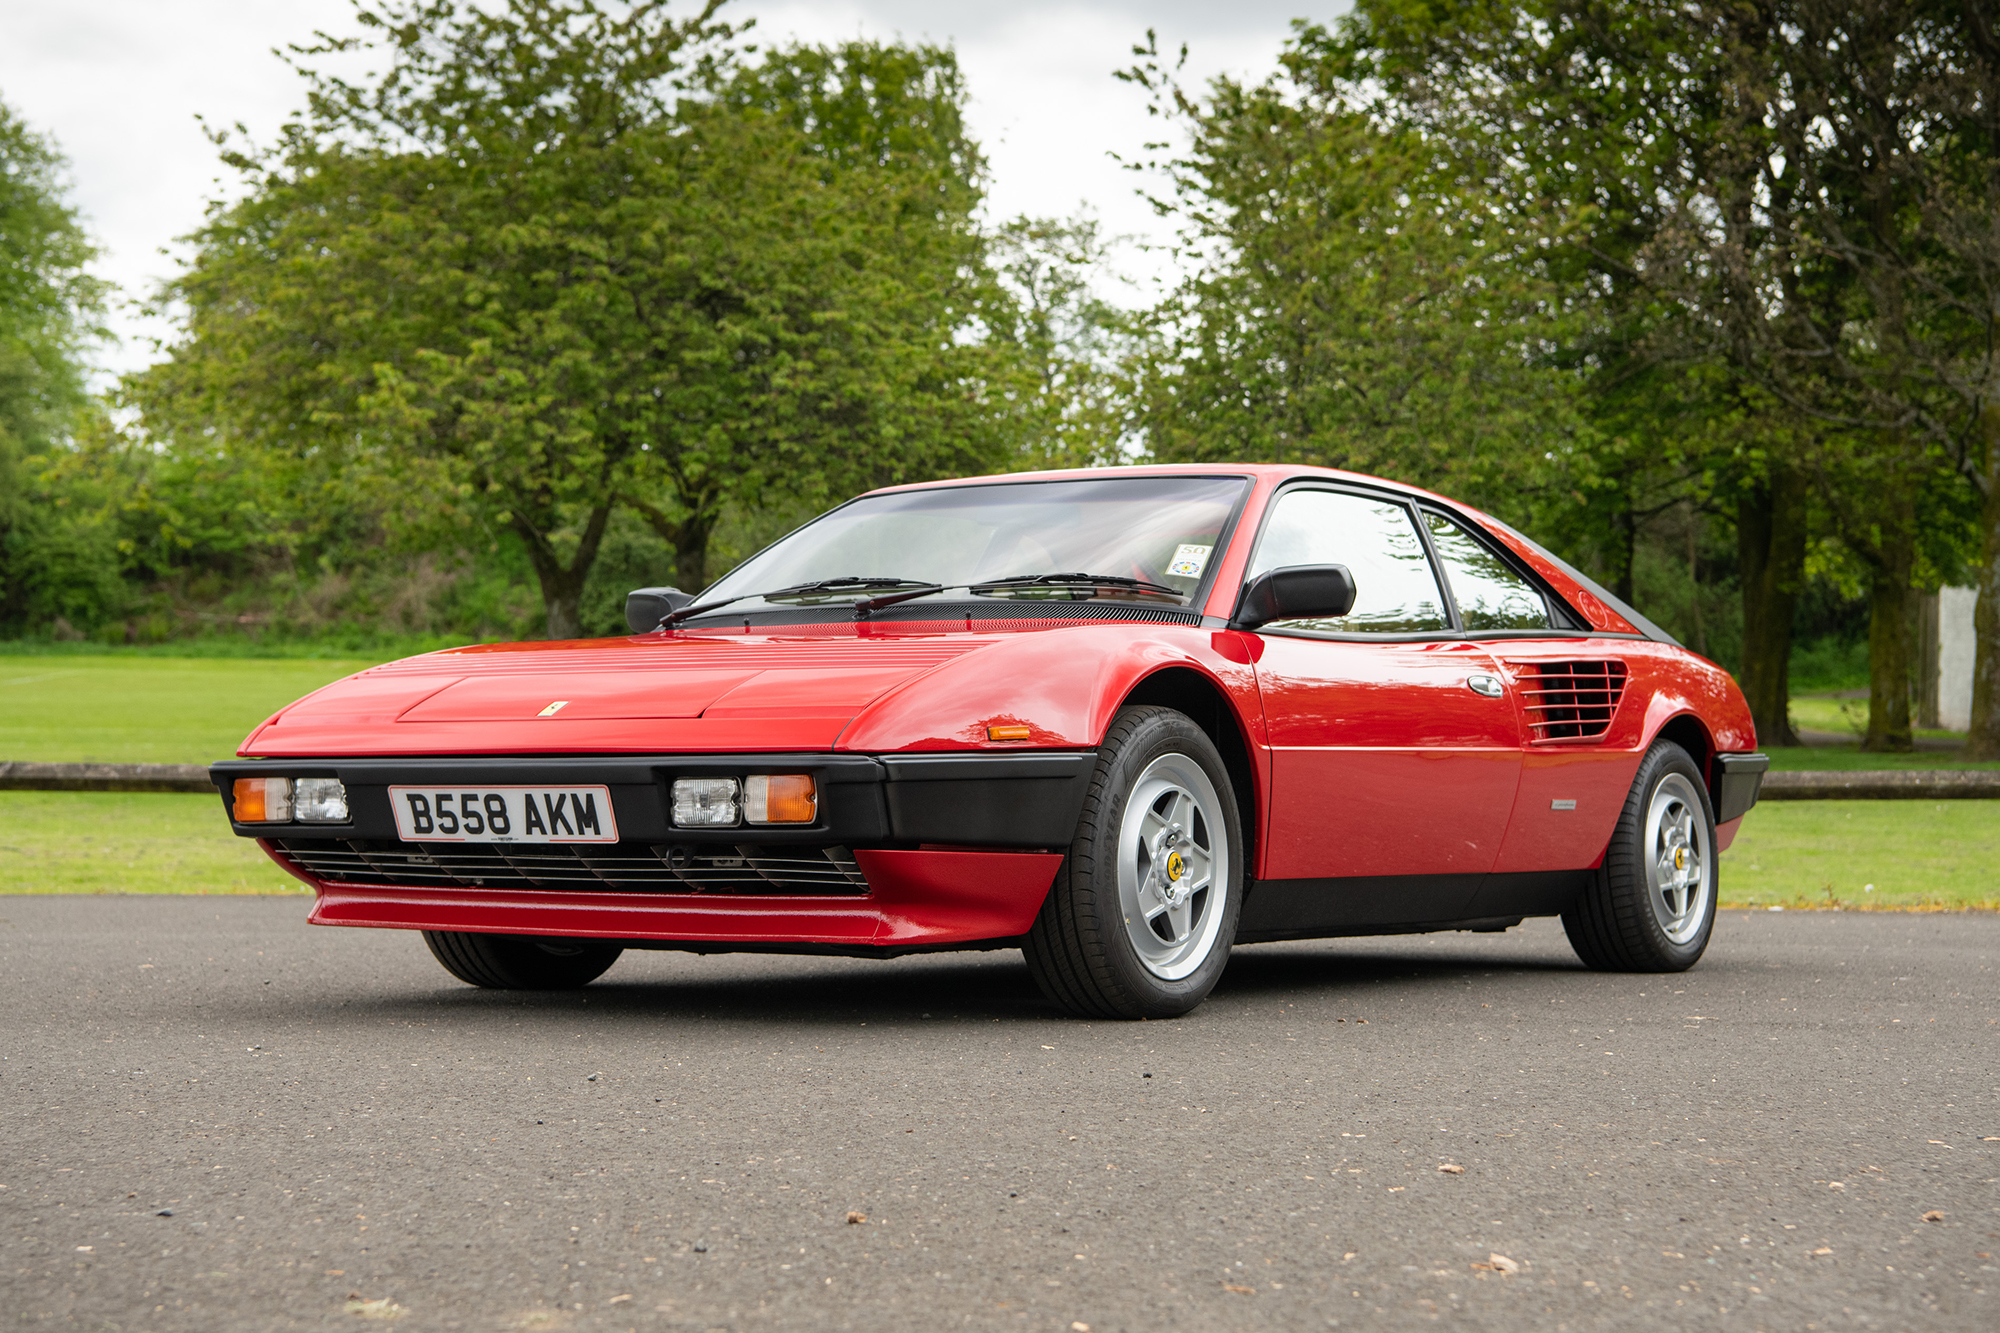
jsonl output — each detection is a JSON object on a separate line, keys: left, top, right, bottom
{"left": 212, "top": 752, "right": 1094, "bottom": 948}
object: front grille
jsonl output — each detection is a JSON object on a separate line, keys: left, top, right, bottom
{"left": 273, "top": 838, "right": 869, "bottom": 895}
{"left": 1511, "top": 659, "right": 1628, "bottom": 742}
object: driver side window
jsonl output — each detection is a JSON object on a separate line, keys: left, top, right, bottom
{"left": 1248, "top": 490, "right": 1449, "bottom": 634}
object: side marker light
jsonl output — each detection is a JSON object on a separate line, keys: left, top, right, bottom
{"left": 987, "top": 724, "right": 1032, "bottom": 741}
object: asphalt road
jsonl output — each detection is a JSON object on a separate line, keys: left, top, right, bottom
{"left": 3, "top": 899, "right": 1996, "bottom": 1332}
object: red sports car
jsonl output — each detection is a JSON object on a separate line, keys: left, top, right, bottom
{"left": 213, "top": 465, "right": 1767, "bottom": 1018}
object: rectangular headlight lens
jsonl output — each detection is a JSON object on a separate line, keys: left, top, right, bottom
{"left": 232, "top": 776, "right": 293, "bottom": 823}
{"left": 671, "top": 777, "right": 739, "bottom": 827}
{"left": 294, "top": 777, "right": 349, "bottom": 823}
{"left": 744, "top": 774, "right": 816, "bottom": 824}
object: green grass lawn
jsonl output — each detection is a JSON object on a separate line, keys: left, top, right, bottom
{"left": 0, "top": 792, "right": 308, "bottom": 894}
{"left": 1720, "top": 800, "right": 2000, "bottom": 910}
{"left": 3, "top": 789, "right": 1993, "bottom": 908}
{"left": 0, "top": 654, "right": 383, "bottom": 763}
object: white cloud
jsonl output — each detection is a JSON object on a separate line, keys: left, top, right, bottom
{"left": 0, "top": 0, "right": 1337, "bottom": 377}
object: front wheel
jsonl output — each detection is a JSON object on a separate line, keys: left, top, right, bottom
{"left": 423, "top": 932, "right": 623, "bottom": 989}
{"left": 1562, "top": 740, "right": 1717, "bottom": 972}
{"left": 1023, "top": 705, "right": 1243, "bottom": 1018}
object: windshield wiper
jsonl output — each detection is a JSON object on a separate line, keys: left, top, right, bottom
{"left": 972, "top": 572, "right": 1185, "bottom": 598}
{"left": 660, "top": 576, "right": 933, "bottom": 627}
{"left": 661, "top": 570, "right": 1188, "bottom": 629}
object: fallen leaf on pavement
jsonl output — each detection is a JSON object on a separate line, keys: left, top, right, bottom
{"left": 1472, "top": 1254, "right": 1521, "bottom": 1275}
{"left": 344, "top": 1296, "right": 402, "bottom": 1320}
{"left": 845, "top": 1211, "right": 866, "bottom": 1224}
{"left": 1923, "top": 1211, "right": 1944, "bottom": 1222}
{"left": 1223, "top": 1283, "right": 1255, "bottom": 1295}
{"left": 1812, "top": 1247, "right": 1833, "bottom": 1256}
{"left": 1438, "top": 1163, "right": 1465, "bottom": 1174}
{"left": 607, "top": 1295, "right": 631, "bottom": 1304}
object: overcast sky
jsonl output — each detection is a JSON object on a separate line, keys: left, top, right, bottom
{"left": 0, "top": 0, "right": 1345, "bottom": 379}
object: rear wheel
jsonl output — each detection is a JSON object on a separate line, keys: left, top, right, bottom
{"left": 1562, "top": 740, "right": 1716, "bottom": 972}
{"left": 423, "top": 932, "right": 623, "bottom": 989}
{"left": 1023, "top": 705, "right": 1242, "bottom": 1019}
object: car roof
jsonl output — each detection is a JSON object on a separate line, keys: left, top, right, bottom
{"left": 861, "top": 462, "right": 1459, "bottom": 508}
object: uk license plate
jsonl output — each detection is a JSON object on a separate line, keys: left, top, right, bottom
{"left": 388, "top": 785, "right": 618, "bottom": 844}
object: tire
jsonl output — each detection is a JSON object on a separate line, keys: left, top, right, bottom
{"left": 1562, "top": 740, "right": 1717, "bottom": 972}
{"left": 1023, "top": 705, "right": 1244, "bottom": 1019}
{"left": 423, "top": 932, "right": 623, "bottom": 989}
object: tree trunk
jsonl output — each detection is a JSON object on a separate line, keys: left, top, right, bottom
{"left": 1968, "top": 408, "right": 2000, "bottom": 758}
{"left": 1735, "top": 463, "right": 1807, "bottom": 747}
{"left": 629, "top": 486, "right": 722, "bottom": 596}
{"left": 1862, "top": 494, "right": 1917, "bottom": 752}
{"left": 515, "top": 504, "right": 615, "bottom": 641}
{"left": 1611, "top": 500, "right": 1638, "bottom": 605}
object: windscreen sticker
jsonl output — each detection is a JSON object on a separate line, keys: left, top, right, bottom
{"left": 1167, "top": 544, "right": 1213, "bottom": 578}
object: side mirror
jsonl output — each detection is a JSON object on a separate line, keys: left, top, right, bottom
{"left": 625, "top": 586, "right": 694, "bottom": 633}
{"left": 1233, "top": 564, "right": 1358, "bottom": 630}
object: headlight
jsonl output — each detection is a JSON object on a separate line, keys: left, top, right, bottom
{"left": 670, "top": 775, "right": 818, "bottom": 827}
{"left": 294, "top": 777, "right": 349, "bottom": 823}
{"left": 672, "top": 777, "right": 740, "bottom": 826}
{"left": 232, "top": 775, "right": 348, "bottom": 823}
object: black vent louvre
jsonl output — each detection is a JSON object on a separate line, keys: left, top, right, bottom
{"left": 1512, "top": 659, "right": 1628, "bottom": 742}
{"left": 274, "top": 839, "right": 869, "bottom": 895}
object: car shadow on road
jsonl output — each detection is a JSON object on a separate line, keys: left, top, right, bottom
{"left": 1213, "top": 941, "right": 1584, "bottom": 1004}
{"left": 239, "top": 937, "right": 1592, "bottom": 1032}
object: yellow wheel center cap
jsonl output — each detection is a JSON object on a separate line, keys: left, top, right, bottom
{"left": 1165, "top": 850, "right": 1187, "bottom": 882}
{"left": 1674, "top": 847, "right": 1687, "bottom": 870}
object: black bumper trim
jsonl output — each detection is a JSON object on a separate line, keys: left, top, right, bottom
{"left": 881, "top": 752, "right": 1096, "bottom": 848}
{"left": 1714, "top": 752, "right": 1769, "bottom": 823}
{"left": 209, "top": 751, "right": 1098, "bottom": 850}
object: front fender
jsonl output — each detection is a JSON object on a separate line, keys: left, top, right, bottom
{"left": 835, "top": 624, "right": 1262, "bottom": 754}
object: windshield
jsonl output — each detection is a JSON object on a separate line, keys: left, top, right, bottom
{"left": 694, "top": 476, "right": 1249, "bottom": 618}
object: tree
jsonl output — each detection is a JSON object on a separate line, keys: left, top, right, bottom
{"left": 137, "top": 1, "right": 1015, "bottom": 637}
{"left": 1121, "top": 28, "right": 1590, "bottom": 514}
{"left": 0, "top": 96, "right": 112, "bottom": 631}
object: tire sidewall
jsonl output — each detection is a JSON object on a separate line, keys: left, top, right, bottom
{"left": 1076, "top": 708, "right": 1244, "bottom": 1015}
{"left": 1616, "top": 743, "right": 1718, "bottom": 969}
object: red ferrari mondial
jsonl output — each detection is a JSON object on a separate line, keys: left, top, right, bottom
{"left": 213, "top": 465, "right": 1767, "bottom": 1018}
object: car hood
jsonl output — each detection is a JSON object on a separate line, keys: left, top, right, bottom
{"left": 241, "top": 631, "right": 1001, "bottom": 756}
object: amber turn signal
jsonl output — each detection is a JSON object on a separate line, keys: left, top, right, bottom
{"left": 743, "top": 774, "right": 816, "bottom": 824}
{"left": 987, "top": 724, "right": 1032, "bottom": 741}
{"left": 231, "top": 776, "right": 293, "bottom": 823}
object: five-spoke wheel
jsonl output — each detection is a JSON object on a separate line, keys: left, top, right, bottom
{"left": 1024, "top": 705, "right": 1243, "bottom": 1018}
{"left": 1563, "top": 740, "right": 1718, "bottom": 972}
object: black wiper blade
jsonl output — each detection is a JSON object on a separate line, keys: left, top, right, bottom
{"left": 972, "top": 572, "right": 1184, "bottom": 598}
{"left": 661, "top": 576, "right": 931, "bottom": 627}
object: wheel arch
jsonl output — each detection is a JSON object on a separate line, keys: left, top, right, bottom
{"left": 1117, "top": 666, "right": 1260, "bottom": 874}
{"left": 1651, "top": 711, "right": 1717, "bottom": 810}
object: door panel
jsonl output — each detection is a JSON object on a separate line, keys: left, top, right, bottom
{"left": 1258, "top": 637, "right": 1524, "bottom": 883}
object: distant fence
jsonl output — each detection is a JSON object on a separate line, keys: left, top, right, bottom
{"left": 3, "top": 760, "right": 1999, "bottom": 800}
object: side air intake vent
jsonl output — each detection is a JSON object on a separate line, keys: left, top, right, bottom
{"left": 1512, "top": 659, "right": 1628, "bottom": 742}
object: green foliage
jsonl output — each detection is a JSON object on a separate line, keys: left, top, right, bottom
{"left": 0, "top": 95, "right": 114, "bottom": 633}
{"left": 1120, "top": 28, "right": 1593, "bottom": 516}
{"left": 131, "top": 2, "right": 1019, "bottom": 639}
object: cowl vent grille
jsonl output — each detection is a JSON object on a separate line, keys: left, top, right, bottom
{"left": 1512, "top": 659, "right": 1628, "bottom": 742}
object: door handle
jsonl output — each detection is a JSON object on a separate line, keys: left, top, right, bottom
{"left": 1466, "top": 674, "right": 1505, "bottom": 698}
